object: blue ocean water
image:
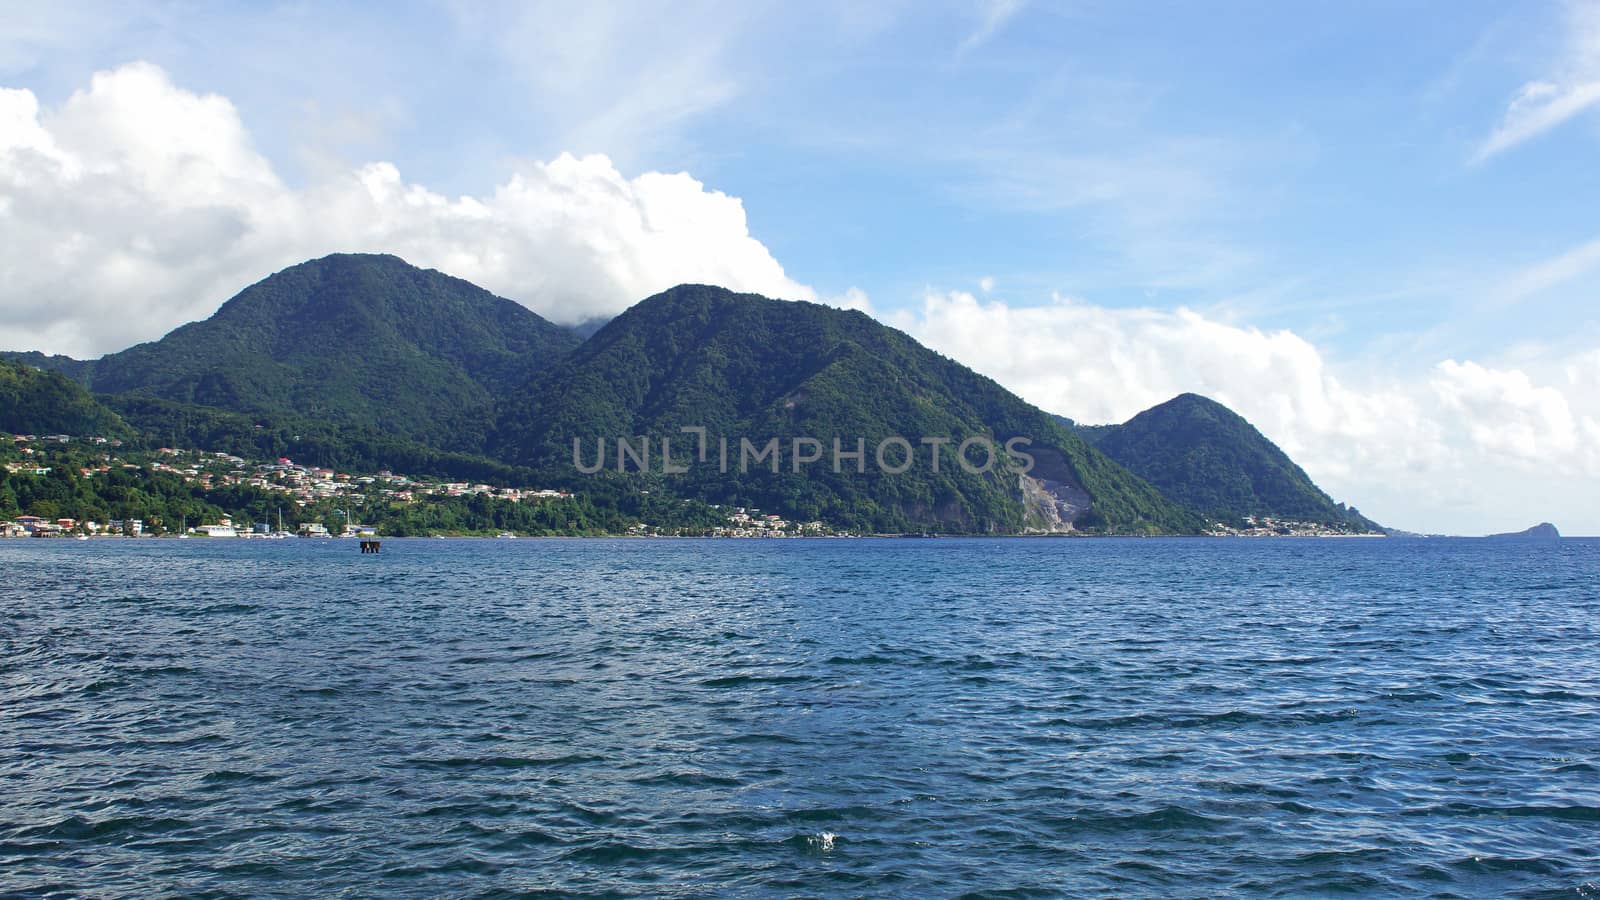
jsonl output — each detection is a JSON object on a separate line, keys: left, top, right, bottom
{"left": 1, "top": 537, "right": 1597, "bottom": 898}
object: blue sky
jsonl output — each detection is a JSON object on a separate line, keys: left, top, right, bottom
{"left": 15, "top": 1, "right": 1594, "bottom": 361}
{"left": 2, "top": 1, "right": 1599, "bottom": 533}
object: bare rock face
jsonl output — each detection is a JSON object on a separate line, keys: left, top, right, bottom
{"left": 1020, "top": 473, "right": 1090, "bottom": 532}
{"left": 1019, "top": 445, "right": 1093, "bottom": 531}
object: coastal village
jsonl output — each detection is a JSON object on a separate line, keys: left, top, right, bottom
{"left": 1203, "top": 515, "right": 1384, "bottom": 538}
{"left": 1, "top": 430, "right": 580, "bottom": 538}
{"left": 1, "top": 430, "right": 844, "bottom": 538}
{"left": 6, "top": 430, "right": 1380, "bottom": 540}
{"left": 636, "top": 507, "right": 835, "bottom": 539}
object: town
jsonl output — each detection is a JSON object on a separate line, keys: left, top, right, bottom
{"left": 2, "top": 430, "right": 584, "bottom": 538}
{"left": 1203, "top": 515, "right": 1385, "bottom": 538}
{"left": 631, "top": 506, "right": 838, "bottom": 538}
{"left": 5, "top": 433, "right": 1378, "bottom": 540}
{"left": 1, "top": 431, "right": 847, "bottom": 538}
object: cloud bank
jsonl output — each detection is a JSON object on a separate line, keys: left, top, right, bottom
{"left": 889, "top": 291, "right": 1600, "bottom": 535}
{"left": 0, "top": 62, "right": 812, "bottom": 357}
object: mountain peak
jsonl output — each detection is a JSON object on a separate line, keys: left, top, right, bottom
{"left": 1090, "top": 392, "right": 1379, "bottom": 530}
{"left": 1152, "top": 392, "right": 1241, "bottom": 418}
{"left": 496, "top": 285, "right": 1199, "bottom": 534}
{"left": 78, "top": 255, "right": 580, "bottom": 451}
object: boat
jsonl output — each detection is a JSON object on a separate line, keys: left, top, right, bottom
{"left": 268, "top": 507, "right": 294, "bottom": 539}
{"left": 76, "top": 534, "right": 89, "bottom": 541}
{"left": 497, "top": 531, "right": 517, "bottom": 539}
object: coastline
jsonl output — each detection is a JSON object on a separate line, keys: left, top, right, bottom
{"left": 9, "top": 530, "right": 1398, "bottom": 541}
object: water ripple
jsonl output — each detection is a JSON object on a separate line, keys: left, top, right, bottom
{"left": 2, "top": 536, "right": 1598, "bottom": 896}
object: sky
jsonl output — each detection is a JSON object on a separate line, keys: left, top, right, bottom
{"left": 1, "top": 0, "right": 1598, "bottom": 535}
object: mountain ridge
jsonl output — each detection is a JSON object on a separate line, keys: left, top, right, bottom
{"left": 0, "top": 358, "right": 131, "bottom": 438}
{"left": 1074, "top": 392, "right": 1379, "bottom": 531}
{"left": 9, "top": 254, "right": 580, "bottom": 454}
{"left": 3, "top": 257, "right": 1384, "bottom": 535}
{"left": 495, "top": 284, "right": 1201, "bottom": 534}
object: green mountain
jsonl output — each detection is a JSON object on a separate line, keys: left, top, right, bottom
{"left": 496, "top": 285, "right": 1201, "bottom": 534}
{"left": 0, "top": 358, "right": 130, "bottom": 438}
{"left": 0, "top": 351, "right": 97, "bottom": 384}
{"left": 26, "top": 254, "right": 580, "bottom": 453}
{"left": 3, "top": 261, "right": 1379, "bottom": 536}
{"left": 1082, "top": 393, "right": 1379, "bottom": 530}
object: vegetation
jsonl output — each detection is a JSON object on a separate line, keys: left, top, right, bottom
{"left": 7, "top": 253, "right": 580, "bottom": 453}
{"left": 0, "top": 438, "right": 728, "bottom": 537}
{"left": 101, "top": 394, "right": 546, "bottom": 486}
{"left": 0, "top": 359, "right": 130, "bottom": 438}
{"left": 3, "top": 458, "right": 228, "bottom": 536}
{"left": 5, "top": 257, "right": 1376, "bottom": 536}
{"left": 1083, "top": 393, "right": 1380, "bottom": 530}
{"left": 496, "top": 285, "right": 1201, "bottom": 534}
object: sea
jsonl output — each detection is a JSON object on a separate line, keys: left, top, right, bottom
{"left": 1, "top": 537, "right": 1597, "bottom": 898}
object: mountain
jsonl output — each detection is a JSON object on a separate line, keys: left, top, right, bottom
{"left": 0, "top": 358, "right": 130, "bottom": 438}
{"left": 495, "top": 284, "right": 1201, "bottom": 534}
{"left": 1081, "top": 393, "right": 1379, "bottom": 531}
{"left": 1485, "top": 522, "right": 1560, "bottom": 541}
{"left": 1051, "top": 413, "right": 1116, "bottom": 444}
{"left": 2, "top": 262, "right": 1377, "bottom": 536}
{"left": 32, "top": 254, "right": 581, "bottom": 453}
{"left": 567, "top": 316, "right": 613, "bottom": 340}
{"left": 0, "top": 351, "right": 97, "bottom": 384}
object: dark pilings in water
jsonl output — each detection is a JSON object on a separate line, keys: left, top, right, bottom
{"left": 360, "top": 540, "right": 380, "bottom": 553}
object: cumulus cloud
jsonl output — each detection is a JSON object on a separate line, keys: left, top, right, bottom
{"left": 891, "top": 290, "right": 1600, "bottom": 535}
{"left": 6, "top": 65, "right": 1597, "bottom": 535}
{"left": 0, "top": 62, "right": 813, "bottom": 357}
{"left": 1473, "top": 0, "right": 1600, "bottom": 162}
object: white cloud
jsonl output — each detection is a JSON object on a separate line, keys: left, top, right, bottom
{"left": 0, "top": 62, "right": 813, "bottom": 357}
{"left": 956, "top": 0, "right": 1025, "bottom": 58}
{"left": 1498, "top": 233, "right": 1600, "bottom": 303}
{"left": 1473, "top": 1, "right": 1600, "bottom": 162}
{"left": 892, "top": 290, "right": 1600, "bottom": 535}
{"left": 824, "top": 287, "right": 874, "bottom": 313}
{"left": 5, "top": 62, "right": 1597, "bottom": 536}
{"left": 441, "top": 0, "right": 757, "bottom": 162}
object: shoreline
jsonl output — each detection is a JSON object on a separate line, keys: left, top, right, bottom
{"left": 7, "top": 530, "right": 1401, "bottom": 541}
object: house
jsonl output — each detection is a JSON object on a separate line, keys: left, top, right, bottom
{"left": 4, "top": 463, "right": 52, "bottom": 475}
